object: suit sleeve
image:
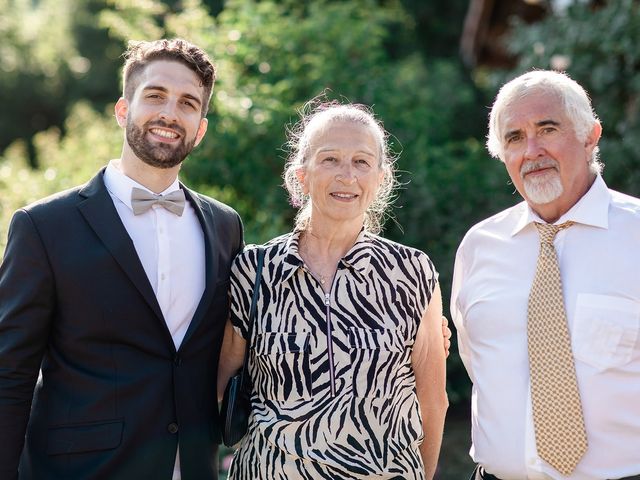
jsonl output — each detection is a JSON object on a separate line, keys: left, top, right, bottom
{"left": 0, "top": 209, "right": 55, "bottom": 477}
{"left": 235, "top": 212, "right": 245, "bottom": 255}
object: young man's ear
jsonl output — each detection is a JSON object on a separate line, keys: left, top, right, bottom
{"left": 194, "top": 118, "right": 208, "bottom": 147}
{"left": 114, "top": 98, "right": 129, "bottom": 128}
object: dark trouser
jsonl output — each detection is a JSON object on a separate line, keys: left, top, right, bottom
{"left": 471, "top": 465, "right": 640, "bottom": 480}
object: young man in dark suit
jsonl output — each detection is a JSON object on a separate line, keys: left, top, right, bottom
{"left": 0, "top": 38, "right": 243, "bottom": 480}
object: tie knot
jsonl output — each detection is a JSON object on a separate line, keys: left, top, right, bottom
{"left": 534, "top": 221, "right": 574, "bottom": 244}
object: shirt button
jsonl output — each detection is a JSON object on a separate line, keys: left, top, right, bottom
{"left": 167, "top": 422, "right": 179, "bottom": 434}
{"left": 161, "top": 274, "right": 166, "bottom": 281}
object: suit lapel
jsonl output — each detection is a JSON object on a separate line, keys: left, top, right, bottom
{"left": 76, "top": 170, "right": 165, "bottom": 322}
{"left": 180, "top": 186, "right": 219, "bottom": 347}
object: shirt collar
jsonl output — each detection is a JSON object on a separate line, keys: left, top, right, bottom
{"left": 280, "top": 230, "right": 305, "bottom": 283}
{"left": 103, "top": 160, "right": 181, "bottom": 211}
{"left": 280, "top": 228, "right": 373, "bottom": 283}
{"left": 341, "top": 229, "right": 373, "bottom": 274}
{"left": 511, "top": 174, "right": 610, "bottom": 236}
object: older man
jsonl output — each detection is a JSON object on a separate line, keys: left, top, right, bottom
{"left": 451, "top": 70, "right": 640, "bottom": 480}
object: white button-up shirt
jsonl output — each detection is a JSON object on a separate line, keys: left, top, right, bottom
{"left": 451, "top": 175, "right": 640, "bottom": 480}
{"left": 103, "top": 160, "right": 205, "bottom": 480}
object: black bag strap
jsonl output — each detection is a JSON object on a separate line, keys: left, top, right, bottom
{"left": 239, "top": 246, "right": 265, "bottom": 392}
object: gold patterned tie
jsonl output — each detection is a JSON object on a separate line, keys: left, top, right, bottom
{"left": 528, "top": 221, "right": 587, "bottom": 475}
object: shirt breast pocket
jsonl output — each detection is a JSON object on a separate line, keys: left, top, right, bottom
{"left": 252, "top": 332, "right": 312, "bottom": 402}
{"left": 349, "top": 327, "right": 405, "bottom": 398}
{"left": 573, "top": 294, "right": 640, "bottom": 371}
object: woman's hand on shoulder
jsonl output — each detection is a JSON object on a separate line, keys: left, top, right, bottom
{"left": 442, "top": 316, "right": 452, "bottom": 358}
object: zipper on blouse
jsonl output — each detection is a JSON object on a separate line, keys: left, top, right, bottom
{"left": 324, "top": 292, "right": 337, "bottom": 397}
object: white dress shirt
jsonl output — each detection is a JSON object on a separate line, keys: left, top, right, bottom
{"left": 103, "top": 160, "right": 206, "bottom": 480}
{"left": 451, "top": 175, "right": 640, "bottom": 480}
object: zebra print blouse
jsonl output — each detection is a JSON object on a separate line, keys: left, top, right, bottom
{"left": 229, "top": 229, "right": 438, "bottom": 478}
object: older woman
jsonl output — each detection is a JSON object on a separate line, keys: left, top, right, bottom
{"left": 217, "top": 101, "right": 448, "bottom": 479}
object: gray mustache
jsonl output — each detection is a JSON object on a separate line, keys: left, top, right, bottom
{"left": 521, "top": 159, "right": 559, "bottom": 177}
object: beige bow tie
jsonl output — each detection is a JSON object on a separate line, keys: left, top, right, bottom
{"left": 131, "top": 187, "right": 186, "bottom": 216}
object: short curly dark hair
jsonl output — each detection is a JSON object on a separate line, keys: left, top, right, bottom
{"left": 122, "top": 38, "right": 215, "bottom": 117}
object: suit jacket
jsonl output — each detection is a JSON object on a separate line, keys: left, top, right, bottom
{"left": 0, "top": 169, "right": 243, "bottom": 480}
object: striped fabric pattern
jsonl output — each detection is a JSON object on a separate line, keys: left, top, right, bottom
{"left": 228, "top": 229, "right": 437, "bottom": 479}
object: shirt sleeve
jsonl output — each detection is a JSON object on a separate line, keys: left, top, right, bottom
{"left": 416, "top": 250, "right": 439, "bottom": 318}
{"left": 229, "top": 246, "right": 260, "bottom": 339}
{"left": 450, "top": 242, "right": 474, "bottom": 380}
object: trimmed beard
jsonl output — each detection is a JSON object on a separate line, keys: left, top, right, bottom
{"left": 126, "top": 119, "right": 195, "bottom": 169}
{"left": 521, "top": 159, "right": 564, "bottom": 205}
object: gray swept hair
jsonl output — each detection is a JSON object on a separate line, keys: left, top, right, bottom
{"left": 283, "top": 98, "right": 398, "bottom": 234}
{"left": 487, "top": 70, "right": 602, "bottom": 174}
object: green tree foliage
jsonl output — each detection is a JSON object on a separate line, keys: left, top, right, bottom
{"left": 0, "top": 103, "right": 121, "bottom": 253}
{"left": 192, "top": 0, "right": 425, "bottom": 241}
{"left": 502, "top": 0, "right": 640, "bottom": 196}
{"left": 0, "top": 0, "right": 74, "bottom": 165}
{"left": 0, "top": 0, "right": 123, "bottom": 167}
{"left": 400, "top": 0, "right": 475, "bottom": 58}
